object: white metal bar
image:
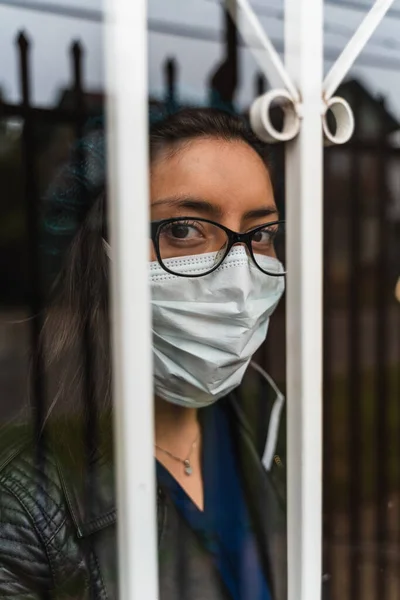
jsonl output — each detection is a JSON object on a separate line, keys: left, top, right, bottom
{"left": 284, "top": 0, "right": 323, "bottom": 599}
{"left": 225, "top": 0, "right": 300, "bottom": 103}
{"left": 323, "top": 0, "right": 395, "bottom": 100}
{"left": 104, "top": 1, "right": 158, "bottom": 599}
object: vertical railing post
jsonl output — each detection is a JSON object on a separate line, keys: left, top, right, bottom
{"left": 70, "top": 40, "right": 100, "bottom": 560}
{"left": 322, "top": 148, "right": 333, "bottom": 594}
{"left": 348, "top": 108, "right": 362, "bottom": 600}
{"left": 105, "top": 1, "right": 158, "bottom": 599}
{"left": 18, "top": 31, "right": 45, "bottom": 435}
{"left": 284, "top": 2, "right": 323, "bottom": 599}
{"left": 375, "top": 135, "right": 389, "bottom": 600}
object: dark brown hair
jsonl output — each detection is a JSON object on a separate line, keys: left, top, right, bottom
{"left": 149, "top": 107, "right": 270, "bottom": 166}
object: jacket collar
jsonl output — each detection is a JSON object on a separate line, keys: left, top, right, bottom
{"left": 50, "top": 417, "right": 117, "bottom": 538}
{"left": 53, "top": 366, "right": 286, "bottom": 544}
{"left": 228, "top": 392, "right": 287, "bottom": 600}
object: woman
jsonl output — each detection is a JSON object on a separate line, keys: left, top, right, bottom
{"left": 0, "top": 108, "right": 287, "bottom": 599}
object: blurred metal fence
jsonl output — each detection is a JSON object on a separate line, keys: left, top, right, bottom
{"left": 0, "top": 33, "right": 97, "bottom": 434}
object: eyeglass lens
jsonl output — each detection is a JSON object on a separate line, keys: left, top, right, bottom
{"left": 157, "top": 219, "right": 285, "bottom": 276}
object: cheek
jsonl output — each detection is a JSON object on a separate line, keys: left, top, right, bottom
{"left": 150, "top": 240, "right": 157, "bottom": 262}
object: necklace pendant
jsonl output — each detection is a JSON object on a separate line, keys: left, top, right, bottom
{"left": 183, "top": 459, "right": 193, "bottom": 476}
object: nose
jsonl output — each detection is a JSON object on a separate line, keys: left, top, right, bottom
{"left": 230, "top": 240, "right": 252, "bottom": 255}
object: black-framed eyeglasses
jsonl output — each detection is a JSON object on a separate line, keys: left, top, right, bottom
{"left": 150, "top": 217, "right": 286, "bottom": 278}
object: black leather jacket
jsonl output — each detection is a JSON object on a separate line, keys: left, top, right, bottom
{"left": 0, "top": 381, "right": 287, "bottom": 599}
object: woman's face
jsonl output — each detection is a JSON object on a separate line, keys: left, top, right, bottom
{"left": 149, "top": 138, "right": 278, "bottom": 261}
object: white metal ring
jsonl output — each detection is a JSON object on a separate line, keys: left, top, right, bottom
{"left": 322, "top": 96, "right": 355, "bottom": 146}
{"left": 250, "top": 88, "right": 301, "bottom": 143}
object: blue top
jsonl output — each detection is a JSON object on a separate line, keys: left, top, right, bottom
{"left": 156, "top": 403, "right": 271, "bottom": 600}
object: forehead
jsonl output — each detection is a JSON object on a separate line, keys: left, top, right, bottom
{"left": 150, "top": 138, "right": 274, "bottom": 212}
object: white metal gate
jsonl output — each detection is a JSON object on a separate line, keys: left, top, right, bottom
{"left": 104, "top": 1, "right": 397, "bottom": 599}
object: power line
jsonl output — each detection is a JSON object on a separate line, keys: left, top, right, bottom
{"left": 1, "top": 0, "right": 400, "bottom": 71}
{"left": 234, "top": 0, "right": 400, "bottom": 20}
{"left": 3, "top": 0, "right": 400, "bottom": 22}
{"left": 149, "top": 20, "right": 221, "bottom": 43}
{"left": 150, "top": 19, "right": 400, "bottom": 71}
{"left": 326, "top": 0, "right": 400, "bottom": 20}
{"left": 205, "top": 0, "right": 400, "bottom": 51}
{"left": 0, "top": 0, "right": 102, "bottom": 21}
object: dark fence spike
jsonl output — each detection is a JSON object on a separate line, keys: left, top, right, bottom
{"left": 17, "top": 30, "right": 30, "bottom": 51}
{"left": 72, "top": 40, "right": 84, "bottom": 85}
{"left": 255, "top": 72, "right": 266, "bottom": 97}
{"left": 72, "top": 40, "right": 84, "bottom": 55}
{"left": 70, "top": 40, "right": 85, "bottom": 114}
{"left": 16, "top": 26, "right": 46, "bottom": 445}
{"left": 165, "top": 58, "right": 177, "bottom": 90}
{"left": 208, "top": 8, "right": 238, "bottom": 109}
{"left": 164, "top": 57, "right": 178, "bottom": 113}
{"left": 17, "top": 31, "right": 31, "bottom": 105}
{"left": 71, "top": 40, "right": 83, "bottom": 87}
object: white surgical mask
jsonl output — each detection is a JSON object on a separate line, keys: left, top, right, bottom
{"left": 150, "top": 246, "right": 285, "bottom": 408}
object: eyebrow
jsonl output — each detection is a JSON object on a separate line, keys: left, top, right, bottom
{"left": 151, "top": 196, "right": 279, "bottom": 221}
{"left": 151, "top": 197, "right": 224, "bottom": 219}
{"left": 242, "top": 207, "right": 279, "bottom": 221}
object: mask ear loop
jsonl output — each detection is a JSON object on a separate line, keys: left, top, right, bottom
{"left": 249, "top": 361, "right": 285, "bottom": 471}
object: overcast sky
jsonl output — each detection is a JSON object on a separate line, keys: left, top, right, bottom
{"left": 1, "top": 0, "right": 400, "bottom": 121}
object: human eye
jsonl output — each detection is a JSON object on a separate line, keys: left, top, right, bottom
{"left": 162, "top": 220, "right": 205, "bottom": 241}
{"left": 251, "top": 224, "right": 278, "bottom": 246}
{"left": 157, "top": 219, "right": 226, "bottom": 259}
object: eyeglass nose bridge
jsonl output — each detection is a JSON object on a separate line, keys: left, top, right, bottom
{"left": 227, "top": 230, "right": 254, "bottom": 256}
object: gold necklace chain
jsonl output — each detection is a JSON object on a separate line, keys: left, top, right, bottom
{"left": 155, "top": 433, "right": 199, "bottom": 476}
